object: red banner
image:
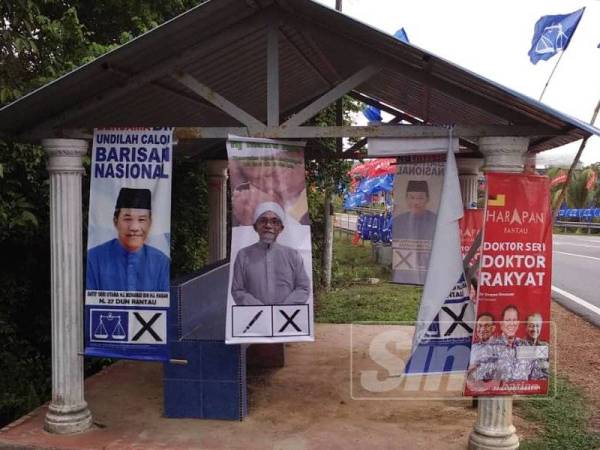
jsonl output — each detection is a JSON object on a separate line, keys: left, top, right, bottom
{"left": 549, "top": 173, "right": 567, "bottom": 187}
{"left": 460, "top": 209, "right": 484, "bottom": 259}
{"left": 586, "top": 171, "right": 597, "bottom": 191}
{"left": 464, "top": 173, "right": 552, "bottom": 396}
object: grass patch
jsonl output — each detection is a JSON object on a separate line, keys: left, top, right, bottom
{"left": 517, "top": 377, "right": 600, "bottom": 450}
{"left": 316, "top": 235, "right": 421, "bottom": 323}
{"left": 330, "top": 238, "right": 391, "bottom": 285}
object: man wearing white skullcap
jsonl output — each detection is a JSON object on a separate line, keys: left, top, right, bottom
{"left": 231, "top": 202, "right": 310, "bottom": 305}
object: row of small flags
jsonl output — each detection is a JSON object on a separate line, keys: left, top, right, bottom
{"left": 355, "top": 213, "right": 393, "bottom": 244}
{"left": 363, "top": 8, "right": 591, "bottom": 120}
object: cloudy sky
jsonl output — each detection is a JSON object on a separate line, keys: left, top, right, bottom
{"left": 315, "top": 0, "right": 600, "bottom": 166}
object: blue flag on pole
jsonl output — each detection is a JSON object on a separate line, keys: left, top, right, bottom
{"left": 528, "top": 8, "right": 585, "bottom": 64}
{"left": 362, "top": 27, "right": 410, "bottom": 122}
{"left": 393, "top": 27, "right": 410, "bottom": 44}
{"left": 362, "top": 105, "right": 382, "bottom": 122}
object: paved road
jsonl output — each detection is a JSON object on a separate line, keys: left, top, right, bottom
{"left": 335, "top": 214, "right": 600, "bottom": 325}
{"left": 552, "top": 233, "right": 600, "bottom": 326}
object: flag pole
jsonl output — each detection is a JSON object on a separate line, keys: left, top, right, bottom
{"left": 538, "top": 49, "right": 566, "bottom": 101}
{"left": 552, "top": 99, "right": 600, "bottom": 219}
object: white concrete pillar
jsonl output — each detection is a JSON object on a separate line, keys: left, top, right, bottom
{"left": 468, "top": 136, "right": 528, "bottom": 450}
{"left": 457, "top": 157, "right": 484, "bottom": 209}
{"left": 207, "top": 160, "right": 228, "bottom": 263}
{"left": 43, "top": 139, "right": 92, "bottom": 434}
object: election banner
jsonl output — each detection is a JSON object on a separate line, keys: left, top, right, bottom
{"left": 392, "top": 155, "right": 444, "bottom": 285}
{"left": 405, "top": 144, "right": 474, "bottom": 375}
{"left": 85, "top": 128, "right": 173, "bottom": 361}
{"left": 465, "top": 173, "right": 552, "bottom": 396}
{"left": 460, "top": 210, "right": 484, "bottom": 260}
{"left": 225, "top": 136, "right": 314, "bottom": 344}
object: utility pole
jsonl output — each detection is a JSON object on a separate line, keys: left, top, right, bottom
{"left": 323, "top": 0, "right": 343, "bottom": 291}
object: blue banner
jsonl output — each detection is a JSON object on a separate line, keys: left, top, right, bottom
{"left": 528, "top": 8, "right": 585, "bottom": 64}
{"left": 405, "top": 275, "right": 474, "bottom": 374}
{"left": 84, "top": 128, "right": 173, "bottom": 361}
{"left": 557, "top": 207, "right": 600, "bottom": 219}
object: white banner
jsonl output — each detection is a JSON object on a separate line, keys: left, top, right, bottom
{"left": 392, "top": 155, "right": 445, "bottom": 285}
{"left": 225, "top": 136, "right": 314, "bottom": 344}
{"left": 368, "top": 137, "right": 459, "bottom": 157}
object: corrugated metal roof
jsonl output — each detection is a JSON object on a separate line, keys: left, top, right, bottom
{"left": 1, "top": 0, "right": 597, "bottom": 156}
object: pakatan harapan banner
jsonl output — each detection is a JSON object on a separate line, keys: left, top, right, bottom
{"left": 465, "top": 173, "right": 552, "bottom": 396}
{"left": 84, "top": 127, "right": 173, "bottom": 361}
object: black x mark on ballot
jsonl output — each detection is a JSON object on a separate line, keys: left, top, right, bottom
{"left": 442, "top": 304, "right": 473, "bottom": 336}
{"left": 132, "top": 312, "right": 162, "bottom": 342}
{"left": 394, "top": 250, "right": 413, "bottom": 269}
{"left": 278, "top": 309, "right": 301, "bottom": 332}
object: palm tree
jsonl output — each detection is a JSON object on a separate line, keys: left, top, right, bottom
{"left": 565, "top": 169, "right": 593, "bottom": 208}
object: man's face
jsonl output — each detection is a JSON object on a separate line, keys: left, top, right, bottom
{"left": 526, "top": 316, "right": 542, "bottom": 341}
{"left": 406, "top": 191, "right": 428, "bottom": 214}
{"left": 501, "top": 308, "right": 519, "bottom": 337}
{"left": 241, "top": 152, "right": 305, "bottom": 200}
{"left": 476, "top": 315, "right": 495, "bottom": 342}
{"left": 114, "top": 208, "right": 151, "bottom": 252}
{"left": 254, "top": 211, "right": 283, "bottom": 243}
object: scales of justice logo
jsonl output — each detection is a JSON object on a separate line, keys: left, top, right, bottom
{"left": 93, "top": 311, "right": 128, "bottom": 341}
{"left": 534, "top": 23, "right": 569, "bottom": 55}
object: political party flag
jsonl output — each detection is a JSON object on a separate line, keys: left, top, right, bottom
{"left": 410, "top": 137, "right": 468, "bottom": 351}
{"left": 586, "top": 170, "right": 597, "bottom": 191}
{"left": 362, "top": 105, "right": 382, "bottom": 122}
{"left": 394, "top": 27, "right": 410, "bottom": 44}
{"left": 360, "top": 26, "right": 410, "bottom": 122}
{"left": 550, "top": 171, "right": 567, "bottom": 187}
{"left": 528, "top": 8, "right": 585, "bottom": 64}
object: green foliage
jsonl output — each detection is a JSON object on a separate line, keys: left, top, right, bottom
{"left": 565, "top": 168, "right": 594, "bottom": 209}
{"left": 315, "top": 236, "right": 421, "bottom": 323}
{"left": 308, "top": 188, "right": 326, "bottom": 288}
{"left": 305, "top": 96, "right": 360, "bottom": 289}
{"left": 0, "top": 0, "right": 206, "bottom": 427}
{"left": 170, "top": 159, "right": 209, "bottom": 276}
{"left": 0, "top": 142, "right": 47, "bottom": 239}
{"left": 518, "top": 376, "right": 600, "bottom": 450}
{"left": 548, "top": 165, "right": 598, "bottom": 210}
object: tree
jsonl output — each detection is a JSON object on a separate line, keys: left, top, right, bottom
{"left": 0, "top": 0, "right": 205, "bottom": 427}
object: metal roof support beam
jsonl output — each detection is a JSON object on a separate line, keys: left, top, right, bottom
{"left": 281, "top": 65, "right": 381, "bottom": 128}
{"left": 288, "top": 14, "right": 536, "bottom": 125}
{"left": 174, "top": 124, "right": 558, "bottom": 140}
{"left": 344, "top": 116, "right": 403, "bottom": 154}
{"left": 267, "top": 21, "right": 280, "bottom": 127}
{"left": 25, "top": 15, "right": 269, "bottom": 137}
{"left": 350, "top": 91, "right": 479, "bottom": 151}
{"left": 349, "top": 91, "right": 423, "bottom": 124}
{"left": 173, "top": 72, "right": 266, "bottom": 132}
{"left": 105, "top": 64, "right": 221, "bottom": 114}
{"left": 279, "top": 27, "right": 332, "bottom": 87}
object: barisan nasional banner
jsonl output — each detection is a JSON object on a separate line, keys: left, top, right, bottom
{"left": 225, "top": 136, "right": 314, "bottom": 344}
{"left": 392, "top": 155, "right": 444, "bottom": 285}
{"left": 465, "top": 173, "right": 552, "bottom": 396}
{"left": 404, "top": 209, "right": 484, "bottom": 375}
{"left": 85, "top": 128, "right": 173, "bottom": 361}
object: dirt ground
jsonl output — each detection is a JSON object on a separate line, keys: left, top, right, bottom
{"left": 0, "top": 324, "right": 538, "bottom": 450}
{"left": 1, "top": 305, "right": 597, "bottom": 449}
{"left": 550, "top": 302, "right": 600, "bottom": 432}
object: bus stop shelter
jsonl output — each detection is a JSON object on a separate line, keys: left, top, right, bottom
{"left": 1, "top": 0, "right": 598, "bottom": 448}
